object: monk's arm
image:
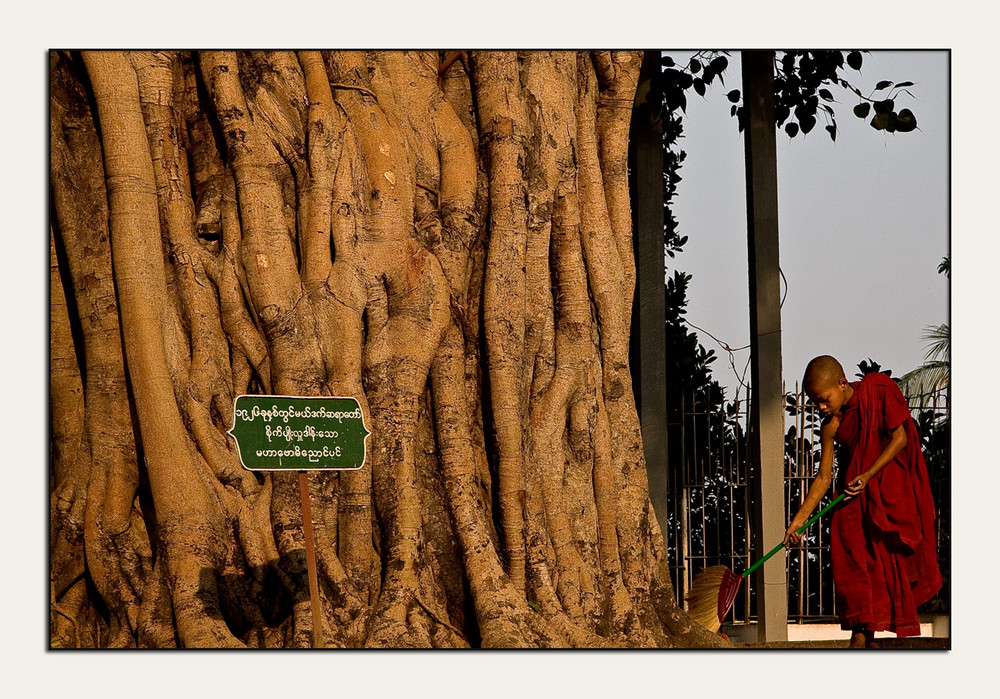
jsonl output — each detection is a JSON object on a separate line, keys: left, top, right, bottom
{"left": 844, "top": 423, "right": 907, "bottom": 498}
{"left": 784, "top": 417, "right": 837, "bottom": 544}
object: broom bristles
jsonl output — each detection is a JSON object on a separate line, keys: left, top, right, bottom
{"left": 685, "top": 565, "right": 731, "bottom": 633}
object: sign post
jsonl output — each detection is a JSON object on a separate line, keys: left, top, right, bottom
{"left": 228, "top": 395, "right": 371, "bottom": 648}
{"left": 297, "top": 472, "right": 324, "bottom": 648}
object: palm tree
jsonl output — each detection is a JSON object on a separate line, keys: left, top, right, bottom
{"left": 898, "top": 323, "right": 949, "bottom": 399}
{"left": 898, "top": 257, "right": 949, "bottom": 401}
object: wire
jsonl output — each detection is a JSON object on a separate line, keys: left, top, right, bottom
{"left": 683, "top": 319, "right": 751, "bottom": 400}
{"left": 679, "top": 265, "right": 788, "bottom": 402}
{"left": 684, "top": 320, "right": 749, "bottom": 354}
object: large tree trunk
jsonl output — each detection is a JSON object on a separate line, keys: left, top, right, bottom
{"left": 49, "top": 49, "right": 726, "bottom": 648}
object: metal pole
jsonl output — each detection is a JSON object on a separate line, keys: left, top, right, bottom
{"left": 742, "top": 50, "right": 789, "bottom": 643}
{"left": 680, "top": 389, "right": 690, "bottom": 603}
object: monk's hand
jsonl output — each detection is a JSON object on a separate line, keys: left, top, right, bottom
{"left": 783, "top": 519, "right": 806, "bottom": 547}
{"left": 844, "top": 472, "right": 871, "bottom": 501}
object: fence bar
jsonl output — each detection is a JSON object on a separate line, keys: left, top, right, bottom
{"left": 668, "top": 381, "right": 947, "bottom": 625}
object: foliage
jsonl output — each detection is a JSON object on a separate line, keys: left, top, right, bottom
{"left": 937, "top": 255, "right": 950, "bottom": 278}
{"left": 659, "top": 98, "right": 747, "bottom": 608}
{"left": 855, "top": 358, "right": 893, "bottom": 379}
{"left": 653, "top": 52, "right": 734, "bottom": 120}
{"left": 914, "top": 399, "right": 950, "bottom": 612}
{"left": 900, "top": 258, "right": 950, "bottom": 398}
{"left": 651, "top": 50, "right": 919, "bottom": 142}
{"left": 661, "top": 107, "right": 687, "bottom": 261}
{"left": 660, "top": 106, "right": 723, "bottom": 404}
{"left": 899, "top": 324, "right": 950, "bottom": 398}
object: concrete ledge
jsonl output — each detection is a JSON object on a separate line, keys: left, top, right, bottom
{"left": 731, "top": 637, "right": 950, "bottom": 649}
{"left": 722, "top": 615, "right": 949, "bottom": 644}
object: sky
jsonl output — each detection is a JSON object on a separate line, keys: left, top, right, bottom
{"left": 666, "top": 50, "right": 949, "bottom": 401}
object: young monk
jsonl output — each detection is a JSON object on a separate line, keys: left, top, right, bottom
{"left": 784, "top": 355, "right": 942, "bottom": 648}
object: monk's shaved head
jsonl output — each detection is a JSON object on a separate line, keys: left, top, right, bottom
{"left": 803, "top": 355, "right": 846, "bottom": 394}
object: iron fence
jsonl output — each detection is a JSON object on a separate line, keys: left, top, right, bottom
{"left": 666, "top": 382, "right": 949, "bottom": 624}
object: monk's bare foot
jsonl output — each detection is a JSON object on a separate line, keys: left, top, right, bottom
{"left": 849, "top": 632, "right": 866, "bottom": 648}
{"left": 866, "top": 638, "right": 881, "bottom": 648}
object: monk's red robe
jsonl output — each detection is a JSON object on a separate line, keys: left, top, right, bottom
{"left": 830, "top": 372, "right": 942, "bottom": 637}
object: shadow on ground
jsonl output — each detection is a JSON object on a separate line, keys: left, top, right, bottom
{"left": 733, "top": 637, "right": 949, "bottom": 649}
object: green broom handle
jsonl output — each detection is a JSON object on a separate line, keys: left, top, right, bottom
{"left": 742, "top": 492, "right": 847, "bottom": 579}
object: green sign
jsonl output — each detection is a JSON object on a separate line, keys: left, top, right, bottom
{"left": 228, "top": 395, "right": 370, "bottom": 471}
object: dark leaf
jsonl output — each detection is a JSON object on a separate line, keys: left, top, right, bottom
{"left": 847, "top": 51, "right": 863, "bottom": 70}
{"left": 800, "top": 114, "right": 817, "bottom": 134}
{"left": 874, "top": 98, "right": 895, "bottom": 115}
{"left": 785, "top": 122, "right": 800, "bottom": 138}
{"left": 794, "top": 103, "right": 816, "bottom": 122}
{"left": 895, "top": 108, "right": 917, "bottom": 132}
{"left": 689, "top": 58, "right": 701, "bottom": 73}
{"left": 731, "top": 104, "right": 738, "bottom": 116}
{"left": 826, "top": 124, "right": 837, "bottom": 141}
{"left": 875, "top": 80, "right": 894, "bottom": 91}
{"left": 819, "top": 88, "right": 834, "bottom": 101}
{"left": 894, "top": 80, "right": 914, "bottom": 88}
{"left": 710, "top": 55, "right": 729, "bottom": 73}
{"left": 662, "top": 55, "right": 675, "bottom": 67}
{"left": 726, "top": 89, "right": 741, "bottom": 103}
{"left": 853, "top": 102, "right": 871, "bottom": 118}
{"left": 693, "top": 78, "right": 706, "bottom": 97}
{"left": 870, "top": 112, "right": 890, "bottom": 131}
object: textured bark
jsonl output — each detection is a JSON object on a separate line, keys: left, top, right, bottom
{"left": 49, "top": 49, "right": 727, "bottom": 649}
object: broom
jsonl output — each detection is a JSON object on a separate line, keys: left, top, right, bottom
{"left": 685, "top": 492, "right": 846, "bottom": 633}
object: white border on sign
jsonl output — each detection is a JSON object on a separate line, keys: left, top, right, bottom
{"left": 226, "top": 394, "right": 371, "bottom": 472}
